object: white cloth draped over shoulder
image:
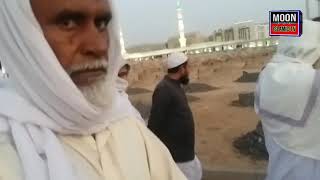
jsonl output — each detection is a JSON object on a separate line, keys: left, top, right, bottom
{"left": 115, "top": 76, "right": 146, "bottom": 124}
{"left": 255, "top": 19, "right": 320, "bottom": 160}
{"left": 115, "top": 61, "right": 146, "bottom": 124}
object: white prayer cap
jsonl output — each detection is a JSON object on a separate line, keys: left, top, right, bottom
{"left": 166, "top": 52, "right": 188, "bottom": 69}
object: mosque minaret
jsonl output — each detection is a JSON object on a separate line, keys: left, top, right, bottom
{"left": 119, "top": 28, "right": 127, "bottom": 56}
{"left": 177, "top": 0, "right": 187, "bottom": 48}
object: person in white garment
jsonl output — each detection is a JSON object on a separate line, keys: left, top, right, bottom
{"left": 255, "top": 18, "right": 320, "bottom": 180}
{"left": 116, "top": 63, "right": 146, "bottom": 124}
{"left": 0, "top": 0, "right": 187, "bottom": 180}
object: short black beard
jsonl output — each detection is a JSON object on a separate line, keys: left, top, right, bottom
{"left": 180, "top": 75, "right": 190, "bottom": 85}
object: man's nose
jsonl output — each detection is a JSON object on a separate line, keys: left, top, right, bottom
{"left": 80, "top": 26, "right": 109, "bottom": 59}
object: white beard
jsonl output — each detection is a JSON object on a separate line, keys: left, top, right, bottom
{"left": 79, "top": 76, "right": 115, "bottom": 110}
{"left": 66, "top": 59, "right": 114, "bottom": 109}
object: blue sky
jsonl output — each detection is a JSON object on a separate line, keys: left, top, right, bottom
{"left": 115, "top": 0, "right": 307, "bottom": 46}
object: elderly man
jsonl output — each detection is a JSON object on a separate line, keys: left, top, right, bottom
{"left": 148, "top": 53, "right": 202, "bottom": 180}
{"left": 0, "top": 0, "right": 186, "bottom": 180}
{"left": 255, "top": 18, "right": 320, "bottom": 180}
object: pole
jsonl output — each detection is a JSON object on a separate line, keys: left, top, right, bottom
{"left": 318, "top": 0, "right": 320, "bottom": 16}
{"left": 306, "top": 0, "right": 310, "bottom": 19}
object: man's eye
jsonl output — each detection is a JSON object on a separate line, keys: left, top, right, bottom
{"left": 96, "top": 20, "right": 109, "bottom": 31}
{"left": 60, "top": 19, "right": 77, "bottom": 30}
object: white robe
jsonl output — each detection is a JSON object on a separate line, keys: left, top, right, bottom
{"left": 264, "top": 130, "right": 320, "bottom": 180}
{"left": 255, "top": 19, "right": 320, "bottom": 179}
{"left": 0, "top": 118, "right": 186, "bottom": 180}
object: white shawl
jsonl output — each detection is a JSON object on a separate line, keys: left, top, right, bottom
{"left": 255, "top": 20, "right": 320, "bottom": 160}
{"left": 0, "top": 0, "right": 134, "bottom": 179}
{"left": 115, "top": 62, "right": 145, "bottom": 124}
{"left": 115, "top": 77, "right": 146, "bottom": 124}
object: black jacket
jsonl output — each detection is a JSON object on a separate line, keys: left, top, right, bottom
{"left": 148, "top": 76, "right": 195, "bottom": 162}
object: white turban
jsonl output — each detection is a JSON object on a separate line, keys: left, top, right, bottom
{"left": 0, "top": 0, "right": 134, "bottom": 179}
{"left": 255, "top": 20, "right": 320, "bottom": 160}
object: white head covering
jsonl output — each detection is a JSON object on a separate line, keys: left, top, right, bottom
{"left": 167, "top": 52, "right": 188, "bottom": 69}
{"left": 116, "top": 61, "right": 130, "bottom": 92}
{"left": 115, "top": 61, "right": 146, "bottom": 124}
{"left": 0, "top": 0, "right": 135, "bottom": 179}
{"left": 255, "top": 20, "right": 320, "bottom": 160}
{"left": 0, "top": 0, "right": 128, "bottom": 133}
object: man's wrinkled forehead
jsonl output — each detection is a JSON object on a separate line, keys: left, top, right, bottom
{"left": 31, "top": 0, "right": 111, "bottom": 23}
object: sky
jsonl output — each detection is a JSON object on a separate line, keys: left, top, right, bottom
{"left": 115, "top": 0, "right": 309, "bottom": 47}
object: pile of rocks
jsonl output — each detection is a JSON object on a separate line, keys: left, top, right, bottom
{"left": 233, "top": 122, "right": 268, "bottom": 160}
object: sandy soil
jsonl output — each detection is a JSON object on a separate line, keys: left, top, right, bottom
{"left": 127, "top": 47, "right": 276, "bottom": 171}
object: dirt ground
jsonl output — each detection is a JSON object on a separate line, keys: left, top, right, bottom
{"left": 127, "top": 47, "right": 276, "bottom": 172}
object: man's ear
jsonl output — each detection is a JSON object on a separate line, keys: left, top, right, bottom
{"left": 179, "top": 65, "right": 185, "bottom": 75}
